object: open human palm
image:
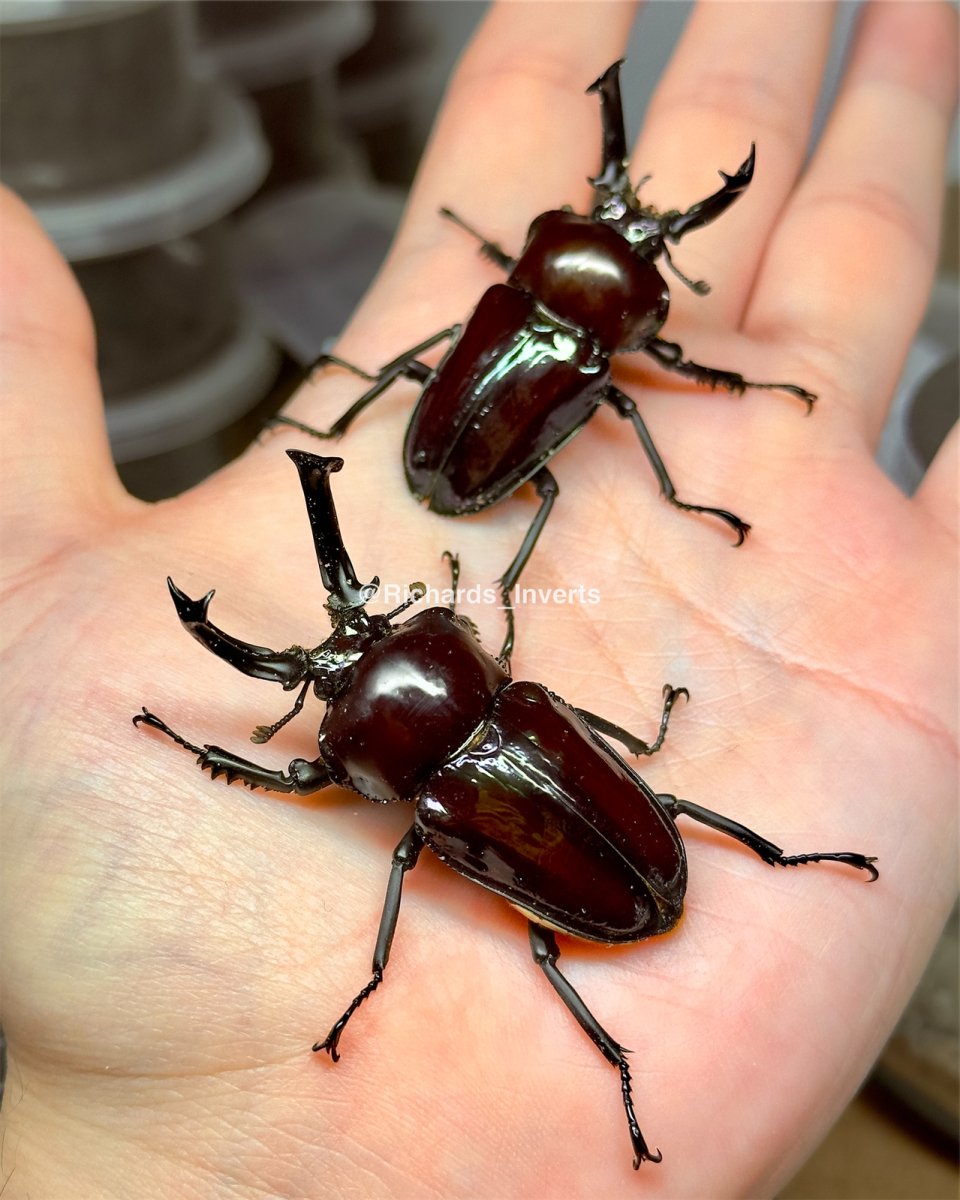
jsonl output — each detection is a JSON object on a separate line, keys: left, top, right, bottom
{"left": 1, "top": 3, "right": 956, "bottom": 1197}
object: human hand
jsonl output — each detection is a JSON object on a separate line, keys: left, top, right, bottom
{"left": 1, "top": 2, "right": 956, "bottom": 1197}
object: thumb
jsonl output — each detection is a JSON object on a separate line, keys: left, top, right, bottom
{"left": 0, "top": 187, "right": 133, "bottom": 575}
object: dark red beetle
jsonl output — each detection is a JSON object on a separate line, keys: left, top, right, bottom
{"left": 274, "top": 61, "right": 817, "bottom": 661}
{"left": 135, "top": 452, "right": 877, "bottom": 1170}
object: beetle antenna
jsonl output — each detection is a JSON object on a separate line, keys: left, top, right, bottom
{"left": 250, "top": 679, "right": 311, "bottom": 744}
{"left": 385, "top": 582, "right": 427, "bottom": 622}
{"left": 660, "top": 243, "right": 711, "bottom": 296}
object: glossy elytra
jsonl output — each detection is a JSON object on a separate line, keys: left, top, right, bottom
{"left": 272, "top": 61, "right": 817, "bottom": 663}
{"left": 135, "top": 452, "right": 877, "bottom": 1170}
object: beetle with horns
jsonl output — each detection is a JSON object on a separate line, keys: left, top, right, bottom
{"left": 274, "top": 60, "right": 817, "bottom": 662}
{"left": 135, "top": 451, "right": 877, "bottom": 1170}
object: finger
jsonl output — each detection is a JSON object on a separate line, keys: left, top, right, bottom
{"left": 0, "top": 188, "right": 129, "bottom": 553}
{"left": 297, "top": 1, "right": 637, "bottom": 399}
{"left": 367, "top": 0, "right": 637, "bottom": 331}
{"left": 414, "top": 0, "right": 637, "bottom": 227}
{"left": 747, "top": 0, "right": 958, "bottom": 440}
{"left": 633, "top": 0, "right": 836, "bottom": 328}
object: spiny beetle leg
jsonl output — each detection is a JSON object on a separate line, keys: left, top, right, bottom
{"left": 270, "top": 327, "right": 459, "bottom": 441}
{"left": 576, "top": 684, "right": 689, "bottom": 757}
{"left": 315, "top": 824, "right": 425, "bottom": 1059}
{"left": 644, "top": 337, "right": 817, "bottom": 412}
{"left": 657, "top": 795, "right": 879, "bottom": 882}
{"left": 133, "top": 709, "right": 330, "bottom": 796}
{"left": 529, "top": 922, "right": 661, "bottom": 1169}
{"left": 440, "top": 207, "right": 517, "bottom": 272}
{"left": 264, "top": 353, "right": 378, "bottom": 440}
{"left": 497, "top": 466, "right": 560, "bottom": 668}
{"left": 605, "top": 387, "right": 751, "bottom": 545}
{"left": 441, "top": 551, "right": 482, "bottom": 642}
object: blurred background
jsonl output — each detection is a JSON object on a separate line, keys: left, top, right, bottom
{"left": 0, "top": 2, "right": 956, "bottom": 1195}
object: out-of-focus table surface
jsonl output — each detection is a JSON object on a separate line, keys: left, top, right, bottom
{"left": 780, "top": 1082, "right": 958, "bottom": 1200}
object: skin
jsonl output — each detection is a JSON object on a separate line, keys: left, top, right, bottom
{"left": 1, "top": 2, "right": 956, "bottom": 1197}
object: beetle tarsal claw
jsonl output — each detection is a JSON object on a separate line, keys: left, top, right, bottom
{"left": 313, "top": 1035, "right": 339, "bottom": 1061}
{"left": 315, "top": 966, "right": 386, "bottom": 1062}
{"left": 133, "top": 708, "right": 207, "bottom": 757}
{"left": 616, "top": 1058, "right": 661, "bottom": 1168}
{"left": 860, "top": 857, "right": 880, "bottom": 882}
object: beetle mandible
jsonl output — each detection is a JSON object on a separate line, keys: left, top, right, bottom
{"left": 273, "top": 61, "right": 817, "bottom": 663}
{"left": 134, "top": 451, "right": 877, "bottom": 1170}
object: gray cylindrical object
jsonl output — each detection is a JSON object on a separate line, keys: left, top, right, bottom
{"left": 1, "top": 1, "right": 205, "bottom": 198}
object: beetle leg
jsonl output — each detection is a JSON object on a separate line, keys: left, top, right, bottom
{"left": 270, "top": 327, "right": 460, "bottom": 440}
{"left": 528, "top": 922, "right": 661, "bottom": 1169}
{"left": 250, "top": 680, "right": 310, "bottom": 744}
{"left": 440, "top": 551, "right": 484, "bottom": 642}
{"left": 662, "top": 144, "right": 756, "bottom": 242}
{"left": 439, "top": 207, "right": 517, "bottom": 272}
{"left": 657, "top": 795, "right": 879, "bottom": 881}
{"left": 442, "top": 549, "right": 460, "bottom": 603}
{"left": 605, "top": 387, "right": 751, "bottom": 545}
{"left": 575, "top": 684, "right": 689, "bottom": 757}
{"left": 314, "top": 824, "right": 425, "bottom": 1060}
{"left": 133, "top": 709, "right": 331, "bottom": 795}
{"left": 496, "top": 467, "right": 560, "bottom": 669}
{"left": 643, "top": 337, "right": 817, "bottom": 411}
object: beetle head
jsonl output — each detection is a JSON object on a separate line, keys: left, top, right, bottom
{"left": 587, "top": 61, "right": 653, "bottom": 239}
{"left": 586, "top": 59, "right": 711, "bottom": 297}
{"left": 167, "top": 453, "right": 439, "bottom": 743}
{"left": 590, "top": 192, "right": 666, "bottom": 255}
{"left": 285, "top": 450, "right": 401, "bottom": 697}
{"left": 291, "top": 452, "right": 442, "bottom": 703}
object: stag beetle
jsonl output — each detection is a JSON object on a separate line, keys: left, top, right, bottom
{"left": 273, "top": 61, "right": 817, "bottom": 661}
{"left": 135, "top": 451, "right": 877, "bottom": 1170}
